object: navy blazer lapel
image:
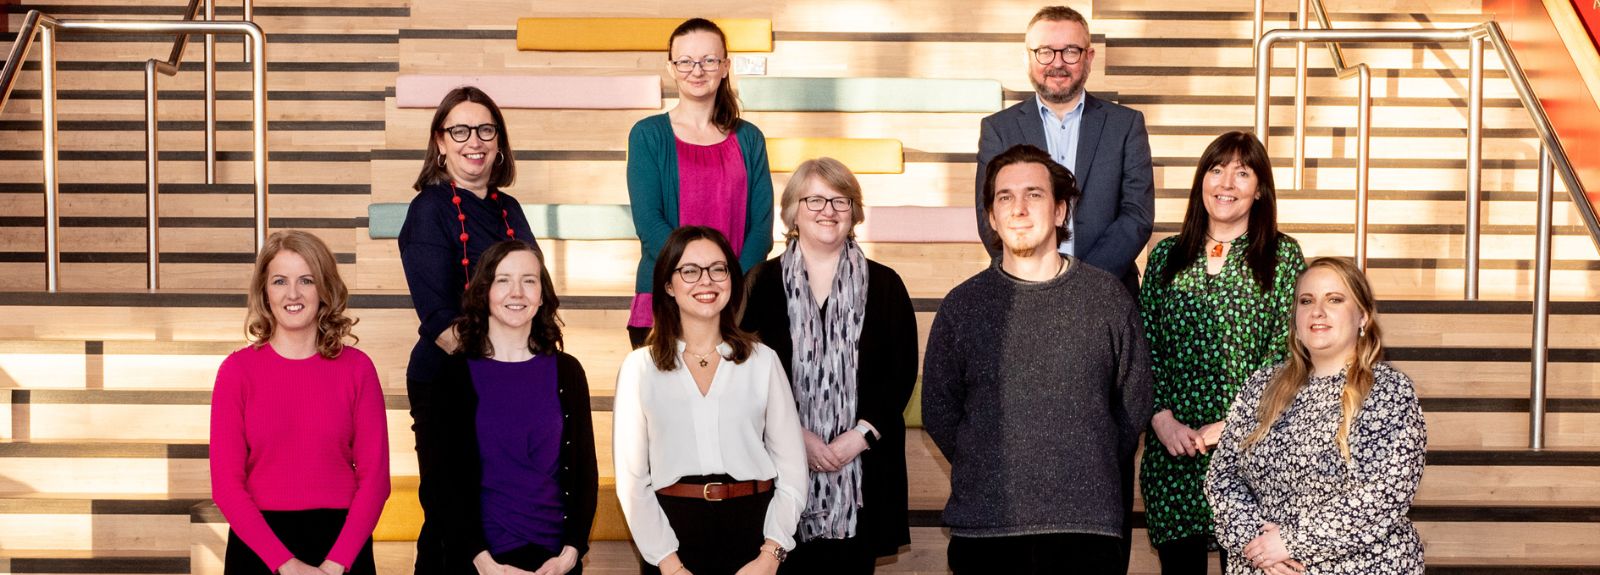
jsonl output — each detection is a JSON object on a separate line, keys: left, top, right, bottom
{"left": 1014, "top": 96, "right": 1049, "bottom": 151}
{"left": 1074, "top": 93, "right": 1106, "bottom": 189}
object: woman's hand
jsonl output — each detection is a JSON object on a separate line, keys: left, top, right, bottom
{"left": 657, "top": 553, "right": 693, "bottom": 575}
{"left": 531, "top": 546, "right": 580, "bottom": 575}
{"left": 732, "top": 545, "right": 781, "bottom": 575}
{"left": 315, "top": 559, "right": 346, "bottom": 575}
{"left": 826, "top": 428, "right": 869, "bottom": 466}
{"left": 472, "top": 551, "right": 509, "bottom": 575}
{"left": 1195, "top": 421, "right": 1226, "bottom": 450}
{"left": 1151, "top": 410, "right": 1204, "bottom": 457}
{"left": 277, "top": 559, "right": 325, "bottom": 575}
{"left": 803, "top": 430, "right": 843, "bottom": 473}
{"left": 1243, "top": 523, "right": 1303, "bottom": 573}
{"left": 435, "top": 327, "right": 461, "bottom": 354}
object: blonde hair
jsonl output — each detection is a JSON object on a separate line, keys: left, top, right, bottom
{"left": 779, "top": 157, "right": 866, "bottom": 240}
{"left": 245, "top": 230, "right": 357, "bottom": 359}
{"left": 1243, "top": 257, "right": 1383, "bottom": 460}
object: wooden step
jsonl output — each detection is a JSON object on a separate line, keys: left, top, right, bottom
{"left": 0, "top": 495, "right": 198, "bottom": 552}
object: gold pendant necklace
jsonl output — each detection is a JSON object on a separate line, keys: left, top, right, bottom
{"left": 686, "top": 350, "right": 713, "bottom": 368}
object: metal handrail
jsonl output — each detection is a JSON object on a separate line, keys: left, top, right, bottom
{"left": 1253, "top": 22, "right": 1597, "bottom": 449}
{"left": 0, "top": 11, "right": 268, "bottom": 292}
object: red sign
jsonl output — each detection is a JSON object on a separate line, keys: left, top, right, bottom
{"left": 1577, "top": 0, "right": 1600, "bottom": 49}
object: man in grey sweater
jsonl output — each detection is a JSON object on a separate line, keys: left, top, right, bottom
{"left": 923, "top": 144, "right": 1153, "bottom": 574}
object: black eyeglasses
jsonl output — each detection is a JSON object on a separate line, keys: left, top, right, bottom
{"left": 1030, "top": 45, "right": 1086, "bottom": 65}
{"left": 800, "top": 196, "right": 853, "bottom": 212}
{"left": 671, "top": 56, "right": 726, "bottom": 73}
{"left": 676, "top": 262, "right": 730, "bottom": 283}
{"left": 442, "top": 123, "right": 499, "bottom": 143}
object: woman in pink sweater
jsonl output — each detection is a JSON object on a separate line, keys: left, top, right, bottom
{"left": 210, "top": 230, "right": 391, "bottom": 575}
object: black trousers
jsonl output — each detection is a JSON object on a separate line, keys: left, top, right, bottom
{"left": 224, "top": 509, "right": 376, "bottom": 575}
{"left": 1155, "top": 535, "right": 1228, "bottom": 575}
{"left": 947, "top": 532, "right": 1122, "bottom": 575}
{"left": 638, "top": 475, "right": 773, "bottom": 575}
{"left": 779, "top": 536, "right": 876, "bottom": 575}
{"left": 496, "top": 542, "right": 585, "bottom": 574}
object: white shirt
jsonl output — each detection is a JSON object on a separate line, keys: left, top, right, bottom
{"left": 612, "top": 341, "right": 808, "bottom": 564}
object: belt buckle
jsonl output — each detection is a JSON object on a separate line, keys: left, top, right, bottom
{"left": 701, "top": 482, "right": 725, "bottom": 502}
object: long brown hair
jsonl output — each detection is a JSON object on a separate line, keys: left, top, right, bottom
{"left": 1160, "top": 131, "right": 1282, "bottom": 291}
{"left": 669, "top": 18, "right": 742, "bottom": 134}
{"left": 1243, "top": 257, "right": 1383, "bottom": 460}
{"left": 645, "top": 226, "right": 758, "bottom": 371}
{"left": 451, "top": 240, "right": 563, "bottom": 358}
{"left": 245, "top": 230, "right": 357, "bottom": 359}
{"left": 412, "top": 85, "right": 517, "bottom": 191}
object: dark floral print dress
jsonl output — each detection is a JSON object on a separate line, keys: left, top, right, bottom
{"left": 1137, "top": 233, "right": 1304, "bottom": 547}
{"left": 1205, "top": 362, "right": 1427, "bottom": 574}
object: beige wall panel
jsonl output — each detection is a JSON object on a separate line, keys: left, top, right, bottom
{"left": 1425, "top": 412, "right": 1600, "bottom": 448}
{"left": 774, "top": 0, "right": 1082, "bottom": 34}
{"left": 1150, "top": 133, "right": 1541, "bottom": 162}
{"left": 1400, "top": 361, "right": 1600, "bottom": 398}
{"left": 1101, "top": 74, "right": 1523, "bottom": 100}
{"left": 0, "top": 514, "right": 188, "bottom": 552}
{"left": 1417, "top": 465, "right": 1600, "bottom": 505}
{"left": 1138, "top": 102, "right": 1537, "bottom": 130}
{"left": 0, "top": 457, "right": 209, "bottom": 496}
{"left": 8, "top": 70, "right": 399, "bottom": 92}
{"left": 35, "top": 39, "right": 396, "bottom": 66}
{"left": 0, "top": 160, "right": 373, "bottom": 185}
{"left": 0, "top": 345, "right": 87, "bottom": 389}
{"left": 1156, "top": 197, "right": 1598, "bottom": 229}
{"left": 0, "top": 99, "right": 380, "bottom": 123}
{"left": 0, "top": 129, "right": 383, "bottom": 153}
{"left": 1119, "top": 44, "right": 1509, "bottom": 70}
{"left": 1417, "top": 522, "right": 1600, "bottom": 563}
{"left": 1099, "top": 0, "right": 1481, "bottom": 13}
{"left": 1154, "top": 165, "right": 1543, "bottom": 192}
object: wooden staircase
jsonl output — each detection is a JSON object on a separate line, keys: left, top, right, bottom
{"left": 2, "top": 0, "right": 1598, "bottom": 573}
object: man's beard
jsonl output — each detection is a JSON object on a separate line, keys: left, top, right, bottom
{"left": 1031, "top": 70, "right": 1085, "bottom": 105}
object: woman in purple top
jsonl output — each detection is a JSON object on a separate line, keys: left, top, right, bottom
{"left": 625, "top": 17, "right": 775, "bottom": 348}
{"left": 401, "top": 86, "right": 542, "bottom": 574}
{"left": 414, "top": 240, "right": 598, "bottom": 574}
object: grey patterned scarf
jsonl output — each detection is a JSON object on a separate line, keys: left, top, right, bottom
{"left": 781, "top": 237, "right": 868, "bottom": 541}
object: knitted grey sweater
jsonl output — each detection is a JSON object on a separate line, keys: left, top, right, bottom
{"left": 922, "top": 258, "right": 1153, "bottom": 538}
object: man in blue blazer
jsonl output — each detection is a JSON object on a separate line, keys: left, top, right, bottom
{"left": 975, "top": 5, "right": 1154, "bottom": 293}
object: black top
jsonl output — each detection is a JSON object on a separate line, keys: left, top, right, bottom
{"left": 398, "top": 182, "right": 540, "bottom": 382}
{"left": 411, "top": 351, "right": 599, "bottom": 569}
{"left": 739, "top": 257, "right": 917, "bottom": 557}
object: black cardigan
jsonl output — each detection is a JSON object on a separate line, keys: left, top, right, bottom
{"left": 739, "top": 256, "right": 917, "bottom": 557}
{"left": 411, "top": 351, "right": 599, "bottom": 569}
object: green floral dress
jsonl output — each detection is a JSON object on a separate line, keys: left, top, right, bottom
{"left": 1137, "top": 233, "right": 1305, "bottom": 547}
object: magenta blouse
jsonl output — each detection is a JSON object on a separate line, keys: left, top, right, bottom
{"left": 628, "top": 134, "right": 749, "bottom": 328}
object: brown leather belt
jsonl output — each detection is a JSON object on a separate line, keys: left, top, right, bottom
{"left": 657, "top": 479, "right": 775, "bottom": 501}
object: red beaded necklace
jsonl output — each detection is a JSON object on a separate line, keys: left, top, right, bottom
{"left": 449, "top": 180, "right": 515, "bottom": 288}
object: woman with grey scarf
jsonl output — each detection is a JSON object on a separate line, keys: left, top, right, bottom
{"left": 740, "top": 157, "right": 919, "bottom": 573}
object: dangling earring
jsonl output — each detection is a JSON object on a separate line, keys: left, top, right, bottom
{"left": 1358, "top": 325, "right": 1366, "bottom": 338}
{"left": 436, "top": 154, "right": 445, "bottom": 167}
{"left": 495, "top": 152, "right": 505, "bottom": 166}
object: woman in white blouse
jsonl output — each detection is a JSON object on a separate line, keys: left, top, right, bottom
{"left": 614, "top": 226, "right": 807, "bottom": 575}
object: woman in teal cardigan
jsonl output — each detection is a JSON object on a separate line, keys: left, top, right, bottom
{"left": 626, "top": 17, "right": 774, "bottom": 348}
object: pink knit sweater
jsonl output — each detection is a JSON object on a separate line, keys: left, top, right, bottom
{"left": 208, "top": 343, "right": 391, "bottom": 571}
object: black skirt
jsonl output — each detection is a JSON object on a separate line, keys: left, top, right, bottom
{"left": 224, "top": 508, "right": 376, "bottom": 575}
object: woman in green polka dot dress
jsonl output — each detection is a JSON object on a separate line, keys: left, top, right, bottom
{"left": 1138, "top": 131, "right": 1305, "bottom": 575}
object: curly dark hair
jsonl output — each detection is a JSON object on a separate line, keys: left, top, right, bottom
{"left": 450, "top": 240, "right": 563, "bottom": 357}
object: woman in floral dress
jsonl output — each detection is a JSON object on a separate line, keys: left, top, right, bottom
{"left": 1205, "top": 257, "right": 1426, "bottom": 574}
